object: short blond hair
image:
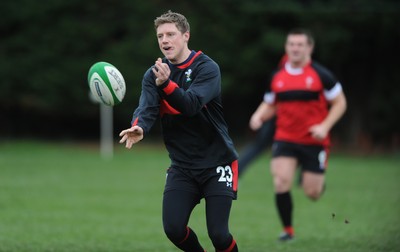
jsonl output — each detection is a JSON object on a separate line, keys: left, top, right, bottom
{"left": 154, "top": 10, "right": 190, "bottom": 34}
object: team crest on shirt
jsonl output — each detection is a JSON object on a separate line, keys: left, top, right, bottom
{"left": 185, "top": 69, "right": 192, "bottom": 82}
{"left": 305, "top": 76, "right": 314, "bottom": 88}
{"left": 277, "top": 80, "right": 284, "bottom": 88}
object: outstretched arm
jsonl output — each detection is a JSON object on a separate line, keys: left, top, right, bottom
{"left": 119, "top": 125, "right": 144, "bottom": 149}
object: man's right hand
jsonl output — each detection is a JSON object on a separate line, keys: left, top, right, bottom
{"left": 119, "top": 126, "right": 144, "bottom": 149}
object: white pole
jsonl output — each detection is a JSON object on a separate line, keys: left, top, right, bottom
{"left": 100, "top": 104, "right": 114, "bottom": 159}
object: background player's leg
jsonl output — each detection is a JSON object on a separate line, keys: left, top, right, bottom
{"left": 302, "top": 171, "right": 325, "bottom": 200}
{"left": 162, "top": 190, "right": 204, "bottom": 251}
{"left": 271, "top": 156, "right": 297, "bottom": 240}
{"left": 301, "top": 146, "right": 327, "bottom": 200}
{"left": 205, "top": 196, "right": 238, "bottom": 252}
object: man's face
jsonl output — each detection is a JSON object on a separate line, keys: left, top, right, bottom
{"left": 156, "top": 23, "right": 189, "bottom": 64}
{"left": 285, "top": 34, "right": 313, "bottom": 66}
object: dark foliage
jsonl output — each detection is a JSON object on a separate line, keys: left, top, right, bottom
{"left": 1, "top": 0, "right": 399, "bottom": 150}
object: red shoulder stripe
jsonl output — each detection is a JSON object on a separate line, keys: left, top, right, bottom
{"left": 177, "top": 51, "right": 202, "bottom": 69}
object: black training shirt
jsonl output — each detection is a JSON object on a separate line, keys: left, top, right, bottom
{"left": 131, "top": 51, "right": 238, "bottom": 169}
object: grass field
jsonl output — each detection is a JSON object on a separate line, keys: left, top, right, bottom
{"left": 0, "top": 140, "right": 399, "bottom": 252}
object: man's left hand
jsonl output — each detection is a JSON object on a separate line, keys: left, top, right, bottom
{"left": 152, "top": 58, "right": 171, "bottom": 86}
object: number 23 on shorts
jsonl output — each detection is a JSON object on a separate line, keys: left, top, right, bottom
{"left": 215, "top": 161, "right": 238, "bottom": 191}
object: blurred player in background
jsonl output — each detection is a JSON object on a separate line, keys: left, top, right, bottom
{"left": 119, "top": 10, "right": 239, "bottom": 252}
{"left": 249, "top": 29, "right": 347, "bottom": 241}
{"left": 238, "top": 55, "right": 287, "bottom": 177}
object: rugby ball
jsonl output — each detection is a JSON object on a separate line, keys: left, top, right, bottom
{"left": 88, "top": 62, "right": 126, "bottom": 106}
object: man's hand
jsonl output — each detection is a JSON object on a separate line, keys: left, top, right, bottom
{"left": 119, "top": 126, "right": 144, "bottom": 149}
{"left": 309, "top": 124, "right": 329, "bottom": 141}
{"left": 152, "top": 58, "right": 171, "bottom": 86}
{"left": 249, "top": 114, "right": 264, "bottom": 131}
{"left": 249, "top": 102, "right": 275, "bottom": 131}
{"left": 309, "top": 91, "right": 347, "bottom": 141}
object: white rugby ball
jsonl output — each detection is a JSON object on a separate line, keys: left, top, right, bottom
{"left": 88, "top": 62, "right": 126, "bottom": 106}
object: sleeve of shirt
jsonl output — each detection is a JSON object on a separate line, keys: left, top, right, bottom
{"left": 158, "top": 58, "right": 221, "bottom": 117}
{"left": 263, "top": 71, "right": 278, "bottom": 104}
{"left": 130, "top": 68, "right": 160, "bottom": 135}
{"left": 313, "top": 63, "right": 343, "bottom": 101}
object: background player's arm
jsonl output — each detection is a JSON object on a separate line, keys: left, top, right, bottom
{"left": 309, "top": 91, "right": 347, "bottom": 140}
{"left": 249, "top": 102, "right": 277, "bottom": 131}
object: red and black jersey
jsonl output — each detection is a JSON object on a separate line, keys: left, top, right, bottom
{"left": 264, "top": 61, "right": 343, "bottom": 147}
{"left": 130, "top": 51, "right": 238, "bottom": 169}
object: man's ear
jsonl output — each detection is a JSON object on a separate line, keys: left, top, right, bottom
{"left": 184, "top": 32, "right": 190, "bottom": 43}
{"left": 309, "top": 44, "right": 314, "bottom": 55}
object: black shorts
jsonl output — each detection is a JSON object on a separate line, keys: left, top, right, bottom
{"left": 164, "top": 160, "right": 238, "bottom": 202}
{"left": 272, "top": 141, "right": 329, "bottom": 174}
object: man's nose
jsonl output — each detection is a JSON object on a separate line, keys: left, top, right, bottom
{"left": 161, "top": 36, "right": 168, "bottom": 43}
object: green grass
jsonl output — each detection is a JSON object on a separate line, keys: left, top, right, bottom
{"left": 0, "top": 140, "right": 399, "bottom": 251}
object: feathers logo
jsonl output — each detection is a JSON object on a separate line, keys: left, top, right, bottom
{"left": 185, "top": 69, "right": 192, "bottom": 83}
